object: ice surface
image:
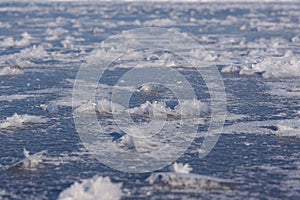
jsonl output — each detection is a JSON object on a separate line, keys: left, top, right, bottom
{"left": 147, "top": 172, "right": 236, "bottom": 190}
{"left": 0, "top": 1, "right": 299, "bottom": 199}
{"left": 223, "top": 118, "right": 300, "bottom": 137}
{"left": 0, "top": 94, "right": 35, "bottom": 102}
{"left": 58, "top": 176, "right": 122, "bottom": 200}
{"left": 0, "top": 113, "right": 47, "bottom": 129}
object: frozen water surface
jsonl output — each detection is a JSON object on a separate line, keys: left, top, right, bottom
{"left": 0, "top": 1, "right": 299, "bottom": 199}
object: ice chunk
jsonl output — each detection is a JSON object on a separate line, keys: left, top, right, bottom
{"left": 175, "top": 99, "right": 210, "bottom": 117}
{"left": 46, "top": 102, "right": 59, "bottom": 114}
{"left": 74, "top": 101, "right": 97, "bottom": 114}
{"left": 58, "top": 176, "right": 122, "bottom": 200}
{"left": 96, "top": 99, "right": 125, "bottom": 115}
{"left": 8, "top": 148, "right": 47, "bottom": 171}
{"left": 0, "top": 113, "right": 47, "bottom": 129}
{"left": 0, "top": 67, "right": 23, "bottom": 76}
{"left": 172, "top": 162, "right": 192, "bottom": 174}
{"left": 128, "top": 101, "right": 172, "bottom": 118}
{"left": 112, "top": 133, "right": 136, "bottom": 151}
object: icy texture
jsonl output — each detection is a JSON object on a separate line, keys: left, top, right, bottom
{"left": 75, "top": 99, "right": 210, "bottom": 119}
{"left": 58, "top": 176, "right": 122, "bottom": 200}
{"left": 8, "top": 148, "right": 47, "bottom": 171}
{"left": 128, "top": 101, "right": 172, "bottom": 118}
{"left": 0, "top": 67, "right": 23, "bottom": 76}
{"left": 96, "top": 99, "right": 125, "bottom": 114}
{"left": 223, "top": 119, "right": 300, "bottom": 137}
{"left": 172, "top": 162, "right": 193, "bottom": 174}
{"left": 0, "top": 32, "right": 31, "bottom": 48}
{"left": 147, "top": 172, "right": 236, "bottom": 189}
{"left": 0, "top": 113, "right": 47, "bottom": 129}
{"left": 0, "top": 45, "right": 49, "bottom": 68}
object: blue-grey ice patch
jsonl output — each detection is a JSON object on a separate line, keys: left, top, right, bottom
{"left": 41, "top": 102, "right": 59, "bottom": 114}
{"left": 222, "top": 119, "right": 300, "bottom": 137}
{"left": 73, "top": 101, "right": 97, "bottom": 114}
{"left": 147, "top": 162, "right": 237, "bottom": 189}
{"left": 147, "top": 172, "right": 237, "bottom": 190}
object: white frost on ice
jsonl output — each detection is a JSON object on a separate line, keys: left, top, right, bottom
{"left": 0, "top": 45, "right": 49, "bottom": 68}
{"left": 45, "top": 27, "right": 68, "bottom": 41}
{"left": 0, "top": 113, "right": 47, "bottom": 129}
{"left": 0, "top": 94, "right": 35, "bottom": 102}
{"left": 75, "top": 98, "right": 210, "bottom": 119}
{"left": 0, "top": 32, "right": 32, "bottom": 48}
{"left": 73, "top": 101, "right": 97, "bottom": 114}
{"left": 0, "top": 67, "right": 23, "bottom": 76}
{"left": 96, "top": 99, "right": 125, "bottom": 115}
{"left": 175, "top": 99, "right": 211, "bottom": 117}
{"left": 128, "top": 101, "right": 172, "bottom": 118}
{"left": 223, "top": 118, "right": 300, "bottom": 137}
{"left": 172, "top": 162, "right": 193, "bottom": 174}
{"left": 40, "top": 102, "right": 59, "bottom": 114}
{"left": 8, "top": 148, "right": 47, "bottom": 171}
{"left": 58, "top": 176, "right": 122, "bottom": 200}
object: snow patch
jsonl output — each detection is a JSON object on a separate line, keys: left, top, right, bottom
{"left": 58, "top": 176, "right": 122, "bottom": 200}
{"left": 0, "top": 32, "right": 32, "bottom": 48}
{"left": 0, "top": 113, "right": 47, "bottom": 129}
{"left": 172, "top": 162, "right": 193, "bottom": 174}
{"left": 0, "top": 67, "right": 23, "bottom": 76}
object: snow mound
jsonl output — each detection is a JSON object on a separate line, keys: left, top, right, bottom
{"left": 221, "top": 51, "right": 300, "bottom": 79}
{"left": 58, "top": 176, "right": 122, "bottom": 200}
{"left": 0, "top": 113, "right": 47, "bottom": 129}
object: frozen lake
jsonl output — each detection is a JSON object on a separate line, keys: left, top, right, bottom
{"left": 0, "top": 1, "right": 299, "bottom": 199}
